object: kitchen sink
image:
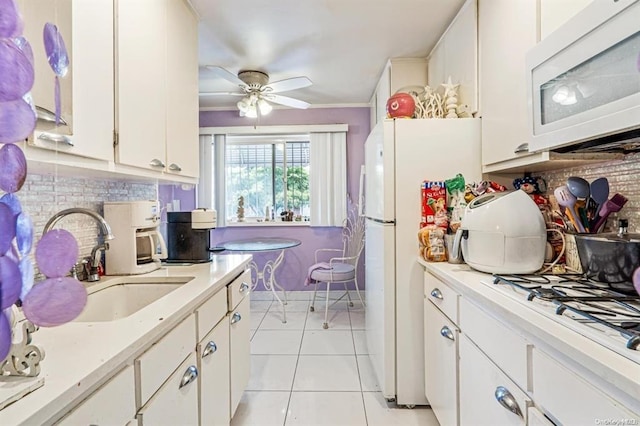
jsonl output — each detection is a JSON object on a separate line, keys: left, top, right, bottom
{"left": 73, "top": 277, "right": 192, "bottom": 322}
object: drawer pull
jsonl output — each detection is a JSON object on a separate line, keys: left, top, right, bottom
{"left": 239, "top": 282, "right": 250, "bottom": 293}
{"left": 149, "top": 158, "right": 166, "bottom": 168}
{"left": 179, "top": 365, "right": 198, "bottom": 389}
{"left": 231, "top": 312, "right": 242, "bottom": 324}
{"left": 202, "top": 341, "right": 217, "bottom": 358}
{"left": 440, "top": 326, "right": 455, "bottom": 341}
{"left": 430, "top": 288, "right": 443, "bottom": 300}
{"left": 513, "top": 143, "right": 529, "bottom": 154}
{"left": 494, "top": 386, "right": 523, "bottom": 418}
{"left": 38, "top": 132, "right": 74, "bottom": 146}
{"left": 168, "top": 163, "right": 182, "bottom": 172}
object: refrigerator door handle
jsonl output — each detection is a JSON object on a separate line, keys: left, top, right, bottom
{"left": 365, "top": 216, "right": 396, "bottom": 225}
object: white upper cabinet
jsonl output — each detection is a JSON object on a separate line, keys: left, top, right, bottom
{"left": 20, "top": 0, "right": 114, "bottom": 161}
{"left": 370, "top": 58, "right": 428, "bottom": 129}
{"left": 427, "top": 0, "right": 478, "bottom": 114}
{"left": 540, "top": 0, "right": 592, "bottom": 40}
{"left": 478, "top": 0, "right": 539, "bottom": 167}
{"left": 115, "top": 0, "right": 167, "bottom": 172}
{"left": 165, "top": 0, "right": 200, "bottom": 178}
{"left": 115, "top": 0, "right": 199, "bottom": 179}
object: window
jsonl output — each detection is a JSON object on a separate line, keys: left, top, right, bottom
{"left": 225, "top": 136, "right": 310, "bottom": 221}
{"left": 198, "top": 124, "right": 348, "bottom": 227}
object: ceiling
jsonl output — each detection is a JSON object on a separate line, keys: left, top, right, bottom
{"left": 193, "top": 0, "right": 466, "bottom": 111}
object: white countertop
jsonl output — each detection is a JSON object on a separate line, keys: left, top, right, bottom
{"left": 0, "top": 254, "right": 251, "bottom": 425}
{"left": 418, "top": 259, "right": 640, "bottom": 412}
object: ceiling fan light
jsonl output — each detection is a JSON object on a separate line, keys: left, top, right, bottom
{"left": 245, "top": 105, "right": 258, "bottom": 118}
{"left": 237, "top": 98, "right": 250, "bottom": 112}
{"left": 258, "top": 99, "right": 273, "bottom": 115}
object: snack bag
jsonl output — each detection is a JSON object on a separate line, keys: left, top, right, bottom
{"left": 418, "top": 226, "right": 446, "bottom": 262}
{"left": 421, "top": 181, "right": 447, "bottom": 230}
{"left": 445, "top": 174, "right": 466, "bottom": 233}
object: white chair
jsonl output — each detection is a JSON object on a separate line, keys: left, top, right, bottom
{"left": 309, "top": 208, "right": 365, "bottom": 329}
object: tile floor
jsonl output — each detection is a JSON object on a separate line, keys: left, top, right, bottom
{"left": 231, "top": 290, "right": 440, "bottom": 426}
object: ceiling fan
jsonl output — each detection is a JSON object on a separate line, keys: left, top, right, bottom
{"left": 200, "top": 66, "right": 313, "bottom": 117}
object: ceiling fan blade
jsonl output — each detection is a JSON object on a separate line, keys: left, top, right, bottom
{"left": 205, "top": 66, "right": 247, "bottom": 88}
{"left": 266, "top": 76, "right": 312, "bottom": 93}
{"left": 199, "top": 92, "right": 246, "bottom": 97}
{"left": 266, "top": 94, "right": 310, "bottom": 109}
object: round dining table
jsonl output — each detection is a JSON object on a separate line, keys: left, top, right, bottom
{"left": 219, "top": 237, "right": 301, "bottom": 323}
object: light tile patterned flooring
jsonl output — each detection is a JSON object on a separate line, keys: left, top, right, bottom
{"left": 232, "top": 290, "right": 440, "bottom": 426}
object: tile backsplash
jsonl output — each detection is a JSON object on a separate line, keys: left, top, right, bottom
{"left": 20, "top": 174, "right": 157, "bottom": 267}
{"left": 541, "top": 153, "right": 640, "bottom": 232}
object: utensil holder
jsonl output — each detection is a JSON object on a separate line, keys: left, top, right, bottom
{"left": 564, "top": 234, "right": 583, "bottom": 274}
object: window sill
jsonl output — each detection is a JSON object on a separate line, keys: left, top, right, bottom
{"left": 226, "top": 221, "right": 310, "bottom": 227}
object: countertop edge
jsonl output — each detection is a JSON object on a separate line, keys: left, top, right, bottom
{"left": 0, "top": 254, "right": 252, "bottom": 425}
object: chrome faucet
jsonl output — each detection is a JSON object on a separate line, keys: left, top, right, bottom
{"left": 43, "top": 208, "right": 115, "bottom": 282}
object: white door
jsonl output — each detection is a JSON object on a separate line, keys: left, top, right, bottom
{"left": 229, "top": 296, "right": 250, "bottom": 417}
{"left": 364, "top": 121, "right": 395, "bottom": 222}
{"left": 459, "top": 335, "right": 528, "bottom": 425}
{"left": 137, "top": 353, "right": 199, "bottom": 426}
{"left": 165, "top": 0, "right": 199, "bottom": 178}
{"left": 198, "top": 316, "right": 230, "bottom": 426}
{"left": 365, "top": 219, "right": 396, "bottom": 400}
{"left": 424, "top": 300, "right": 459, "bottom": 426}
{"left": 115, "top": 0, "right": 167, "bottom": 171}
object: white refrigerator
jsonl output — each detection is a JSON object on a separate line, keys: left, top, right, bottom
{"left": 364, "top": 118, "right": 481, "bottom": 406}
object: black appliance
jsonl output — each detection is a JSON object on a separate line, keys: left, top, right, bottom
{"left": 166, "top": 211, "right": 220, "bottom": 263}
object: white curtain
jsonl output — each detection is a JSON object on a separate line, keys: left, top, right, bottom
{"left": 309, "top": 132, "right": 347, "bottom": 227}
{"left": 197, "top": 134, "right": 227, "bottom": 227}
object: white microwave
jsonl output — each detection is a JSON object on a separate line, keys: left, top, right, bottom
{"left": 526, "top": 0, "right": 640, "bottom": 153}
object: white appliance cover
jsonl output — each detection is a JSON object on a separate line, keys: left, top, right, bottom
{"left": 460, "top": 190, "right": 547, "bottom": 274}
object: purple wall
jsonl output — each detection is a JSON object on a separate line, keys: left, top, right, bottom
{"left": 160, "top": 107, "right": 370, "bottom": 291}
{"left": 200, "top": 108, "right": 370, "bottom": 203}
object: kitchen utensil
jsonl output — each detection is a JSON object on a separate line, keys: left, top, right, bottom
{"left": 633, "top": 267, "right": 640, "bottom": 297}
{"left": 451, "top": 190, "right": 546, "bottom": 274}
{"left": 591, "top": 193, "right": 628, "bottom": 233}
{"left": 554, "top": 186, "right": 583, "bottom": 233}
{"left": 589, "top": 177, "right": 609, "bottom": 223}
{"left": 574, "top": 226, "right": 640, "bottom": 293}
{"left": 567, "top": 177, "right": 590, "bottom": 232}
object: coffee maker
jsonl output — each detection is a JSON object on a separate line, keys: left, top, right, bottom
{"left": 166, "top": 209, "right": 218, "bottom": 263}
{"left": 104, "top": 200, "right": 167, "bottom": 275}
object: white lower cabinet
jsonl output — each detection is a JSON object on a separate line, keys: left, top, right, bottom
{"left": 424, "top": 298, "right": 459, "bottom": 426}
{"left": 532, "top": 349, "right": 638, "bottom": 424}
{"left": 136, "top": 352, "right": 199, "bottom": 425}
{"left": 459, "top": 334, "right": 529, "bottom": 425}
{"left": 229, "top": 296, "right": 251, "bottom": 417}
{"left": 198, "top": 316, "right": 231, "bottom": 426}
{"left": 135, "top": 314, "right": 197, "bottom": 408}
{"left": 527, "top": 406, "right": 555, "bottom": 426}
{"left": 52, "top": 269, "right": 252, "bottom": 425}
{"left": 57, "top": 365, "right": 135, "bottom": 425}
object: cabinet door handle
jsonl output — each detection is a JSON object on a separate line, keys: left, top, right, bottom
{"left": 149, "top": 158, "right": 166, "bottom": 168}
{"left": 430, "top": 288, "right": 443, "bottom": 300}
{"left": 36, "top": 106, "right": 68, "bottom": 126}
{"left": 239, "top": 282, "right": 249, "bottom": 293}
{"left": 38, "top": 132, "right": 74, "bottom": 146}
{"left": 513, "top": 143, "right": 529, "bottom": 154}
{"left": 231, "top": 312, "right": 242, "bottom": 324}
{"left": 494, "top": 386, "right": 523, "bottom": 418}
{"left": 440, "top": 326, "right": 455, "bottom": 341}
{"left": 168, "top": 163, "right": 182, "bottom": 172}
{"left": 179, "top": 365, "right": 198, "bottom": 389}
{"left": 202, "top": 341, "right": 218, "bottom": 358}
